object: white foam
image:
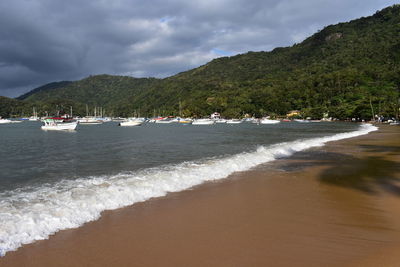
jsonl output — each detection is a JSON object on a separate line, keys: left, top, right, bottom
{"left": 0, "top": 124, "right": 377, "bottom": 256}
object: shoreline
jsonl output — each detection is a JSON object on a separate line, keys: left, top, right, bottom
{"left": 0, "top": 124, "right": 399, "bottom": 266}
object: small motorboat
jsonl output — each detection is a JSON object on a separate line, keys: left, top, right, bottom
{"left": 77, "top": 117, "right": 103, "bottom": 124}
{"left": 215, "top": 119, "right": 227, "bottom": 124}
{"left": 41, "top": 118, "right": 78, "bottom": 131}
{"left": 0, "top": 118, "right": 12, "bottom": 124}
{"left": 119, "top": 119, "right": 143, "bottom": 126}
{"left": 294, "top": 119, "right": 310, "bottom": 123}
{"left": 226, "top": 119, "right": 243, "bottom": 124}
{"left": 259, "top": 118, "right": 280, "bottom": 124}
{"left": 192, "top": 119, "right": 215, "bottom": 125}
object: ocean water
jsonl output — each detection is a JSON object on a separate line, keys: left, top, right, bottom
{"left": 0, "top": 121, "right": 377, "bottom": 255}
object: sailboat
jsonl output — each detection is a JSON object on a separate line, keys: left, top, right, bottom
{"left": 119, "top": 118, "right": 143, "bottom": 126}
{"left": 29, "top": 107, "right": 39, "bottom": 121}
{"left": 78, "top": 105, "right": 103, "bottom": 124}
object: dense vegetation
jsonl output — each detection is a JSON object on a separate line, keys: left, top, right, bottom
{"left": 17, "top": 81, "right": 73, "bottom": 101}
{"left": 2, "top": 5, "right": 399, "bottom": 119}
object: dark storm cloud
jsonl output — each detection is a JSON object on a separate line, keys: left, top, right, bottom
{"left": 0, "top": 0, "right": 397, "bottom": 97}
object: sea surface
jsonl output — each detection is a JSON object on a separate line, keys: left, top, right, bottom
{"left": 0, "top": 121, "right": 376, "bottom": 255}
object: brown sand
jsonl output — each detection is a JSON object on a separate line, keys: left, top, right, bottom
{"left": 1, "top": 124, "right": 399, "bottom": 267}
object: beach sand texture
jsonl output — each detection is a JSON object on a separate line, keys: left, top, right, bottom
{"left": 0, "top": 124, "right": 399, "bottom": 267}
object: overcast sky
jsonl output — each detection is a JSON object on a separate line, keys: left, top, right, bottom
{"left": 0, "top": 0, "right": 398, "bottom": 97}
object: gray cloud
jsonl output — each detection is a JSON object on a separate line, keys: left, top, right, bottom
{"left": 0, "top": 0, "right": 397, "bottom": 97}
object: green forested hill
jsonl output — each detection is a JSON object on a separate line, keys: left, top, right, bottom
{"left": 17, "top": 81, "right": 73, "bottom": 101}
{"left": 0, "top": 96, "right": 30, "bottom": 118}
{"left": 5, "top": 5, "right": 400, "bottom": 119}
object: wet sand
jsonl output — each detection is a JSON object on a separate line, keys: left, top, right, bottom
{"left": 1, "top": 124, "right": 399, "bottom": 266}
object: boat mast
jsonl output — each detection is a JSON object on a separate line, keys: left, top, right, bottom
{"left": 179, "top": 100, "right": 182, "bottom": 117}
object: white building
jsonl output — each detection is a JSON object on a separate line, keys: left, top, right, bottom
{"left": 210, "top": 112, "right": 221, "bottom": 119}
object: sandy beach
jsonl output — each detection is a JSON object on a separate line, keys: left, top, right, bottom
{"left": 1, "top": 124, "right": 399, "bottom": 267}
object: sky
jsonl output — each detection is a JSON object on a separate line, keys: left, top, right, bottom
{"left": 0, "top": 0, "right": 398, "bottom": 97}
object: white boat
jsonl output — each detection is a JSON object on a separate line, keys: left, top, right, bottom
{"left": 0, "top": 118, "right": 12, "bottom": 124}
{"left": 226, "top": 119, "right": 243, "bottom": 124}
{"left": 77, "top": 117, "right": 103, "bottom": 124}
{"left": 41, "top": 119, "right": 78, "bottom": 131}
{"left": 29, "top": 107, "right": 39, "bottom": 121}
{"left": 119, "top": 119, "right": 143, "bottom": 126}
{"left": 155, "top": 119, "right": 174, "bottom": 124}
{"left": 294, "top": 119, "right": 310, "bottom": 123}
{"left": 192, "top": 119, "right": 215, "bottom": 125}
{"left": 215, "top": 119, "right": 227, "bottom": 123}
{"left": 242, "top": 118, "right": 256, "bottom": 123}
{"left": 96, "top": 117, "right": 112, "bottom": 122}
{"left": 259, "top": 118, "right": 280, "bottom": 124}
{"left": 112, "top": 117, "right": 127, "bottom": 122}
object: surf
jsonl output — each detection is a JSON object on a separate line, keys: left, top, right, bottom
{"left": 0, "top": 123, "right": 377, "bottom": 256}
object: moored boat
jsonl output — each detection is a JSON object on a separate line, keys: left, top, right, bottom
{"left": 155, "top": 118, "right": 174, "bottom": 124}
{"left": 242, "top": 117, "right": 256, "bottom": 123}
{"left": 28, "top": 117, "right": 39, "bottom": 121}
{"left": 215, "top": 119, "right": 227, "bottom": 123}
{"left": 294, "top": 119, "right": 310, "bottom": 123}
{"left": 112, "top": 117, "right": 126, "bottom": 122}
{"left": 192, "top": 119, "right": 215, "bottom": 125}
{"left": 29, "top": 107, "right": 39, "bottom": 121}
{"left": 119, "top": 118, "right": 143, "bottom": 126}
{"left": 0, "top": 118, "right": 12, "bottom": 124}
{"left": 226, "top": 119, "right": 243, "bottom": 124}
{"left": 41, "top": 118, "right": 78, "bottom": 131}
{"left": 177, "top": 118, "right": 193, "bottom": 124}
{"left": 77, "top": 117, "right": 103, "bottom": 124}
{"left": 259, "top": 118, "right": 280, "bottom": 124}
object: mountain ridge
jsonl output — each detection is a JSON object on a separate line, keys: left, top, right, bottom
{"left": 2, "top": 4, "right": 399, "bottom": 119}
